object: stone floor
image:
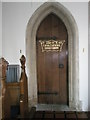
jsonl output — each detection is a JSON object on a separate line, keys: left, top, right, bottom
{"left": 28, "top": 107, "right": 90, "bottom": 119}
{"left": 3, "top": 106, "right": 90, "bottom": 119}
{"left": 35, "top": 104, "right": 76, "bottom": 111}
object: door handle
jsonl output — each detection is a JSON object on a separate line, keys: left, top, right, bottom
{"left": 59, "top": 64, "right": 64, "bottom": 68}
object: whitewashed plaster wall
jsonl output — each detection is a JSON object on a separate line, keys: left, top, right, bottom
{"left": 2, "top": 2, "right": 88, "bottom": 111}
{"left": 88, "top": 1, "right": 90, "bottom": 111}
{"left": 0, "top": 2, "right": 2, "bottom": 58}
{"left": 0, "top": 2, "right": 2, "bottom": 119}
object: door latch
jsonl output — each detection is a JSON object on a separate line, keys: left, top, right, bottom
{"left": 59, "top": 64, "right": 64, "bottom": 68}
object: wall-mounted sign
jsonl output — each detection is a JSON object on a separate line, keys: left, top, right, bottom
{"left": 39, "top": 40, "right": 65, "bottom": 52}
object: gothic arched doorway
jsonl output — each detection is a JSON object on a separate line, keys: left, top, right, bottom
{"left": 26, "top": 2, "right": 81, "bottom": 110}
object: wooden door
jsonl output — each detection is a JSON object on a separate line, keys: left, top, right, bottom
{"left": 36, "top": 14, "right": 68, "bottom": 105}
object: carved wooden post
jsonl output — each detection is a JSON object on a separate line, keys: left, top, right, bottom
{"left": 20, "top": 55, "right": 28, "bottom": 117}
{"left": 0, "top": 57, "right": 10, "bottom": 118}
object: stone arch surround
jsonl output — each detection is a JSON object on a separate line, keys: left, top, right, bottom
{"left": 26, "top": 2, "right": 82, "bottom": 110}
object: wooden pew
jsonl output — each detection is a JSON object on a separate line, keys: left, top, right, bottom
{"left": 0, "top": 55, "right": 28, "bottom": 119}
{"left": 0, "top": 57, "right": 10, "bottom": 118}
{"left": 19, "top": 55, "right": 28, "bottom": 117}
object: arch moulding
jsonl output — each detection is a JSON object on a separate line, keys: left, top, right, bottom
{"left": 26, "top": 2, "right": 82, "bottom": 110}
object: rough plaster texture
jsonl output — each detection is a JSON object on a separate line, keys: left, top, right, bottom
{"left": 26, "top": 2, "right": 81, "bottom": 110}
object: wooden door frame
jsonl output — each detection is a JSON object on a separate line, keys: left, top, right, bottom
{"left": 26, "top": 2, "right": 82, "bottom": 110}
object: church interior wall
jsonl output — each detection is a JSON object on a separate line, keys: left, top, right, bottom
{"left": 2, "top": 2, "right": 88, "bottom": 111}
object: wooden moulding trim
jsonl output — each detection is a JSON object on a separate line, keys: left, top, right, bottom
{"left": 6, "top": 82, "right": 20, "bottom": 86}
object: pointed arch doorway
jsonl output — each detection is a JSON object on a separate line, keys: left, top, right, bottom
{"left": 26, "top": 2, "right": 81, "bottom": 110}
{"left": 36, "top": 13, "right": 68, "bottom": 105}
